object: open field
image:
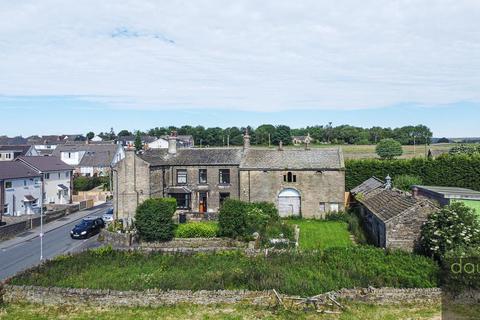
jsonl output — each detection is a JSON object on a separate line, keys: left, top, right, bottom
{"left": 9, "top": 248, "right": 439, "bottom": 296}
{"left": 0, "top": 302, "right": 442, "bottom": 320}
{"left": 286, "top": 220, "right": 353, "bottom": 250}
{"left": 281, "top": 143, "right": 455, "bottom": 159}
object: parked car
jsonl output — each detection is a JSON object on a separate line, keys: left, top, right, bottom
{"left": 70, "top": 217, "right": 105, "bottom": 239}
{"left": 102, "top": 208, "right": 114, "bottom": 223}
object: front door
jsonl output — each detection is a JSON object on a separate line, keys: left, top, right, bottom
{"left": 199, "top": 192, "right": 208, "bottom": 213}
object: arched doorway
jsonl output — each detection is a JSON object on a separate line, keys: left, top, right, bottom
{"left": 278, "top": 188, "right": 301, "bottom": 217}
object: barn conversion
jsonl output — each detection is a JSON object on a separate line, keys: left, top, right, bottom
{"left": 113, "top": 131, "right": 345, "bottom": 223}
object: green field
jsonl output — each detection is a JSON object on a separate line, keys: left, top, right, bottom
{"left": 460, "top": 200, "right": 480, "bottom": 217}
{"left": 287, "top": 220, "right": 353, "bottom": 250}
{"left": 9, "top": 248, "right": 439, "bottom": 297}
{"left": 0, "top": 302, "right": 442, "bottom": 320}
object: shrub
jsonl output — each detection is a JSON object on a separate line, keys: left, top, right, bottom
{"left": 218, "top": 199, "right": 248, "bottom": 238}
{"left": 73, "top": 176, "right": 110, "bottom": 192}
{"left": 134, "top": 198, "right": 177, "bottom": 242}
{"left": 376, "top": 138, "right": 403, "bottom": 159}
{"left": 393, "top": 174, "right": 423, "bottom": 191}
{"left": 325, "top": 211, "right": 349, "bottom": 222}
{"left": 175, "top": 222, "right": 219, "bottom": 238}
{"left": 420, "top": 202, "right": 480, "bottom": 259}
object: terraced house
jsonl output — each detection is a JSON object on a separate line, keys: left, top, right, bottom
{"left": 114, "top": 132, "right": 345, "bottom": 223}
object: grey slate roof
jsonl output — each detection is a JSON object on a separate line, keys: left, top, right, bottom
{"left": 0, "top": 136, "right": 28, "bottom": 145}
{"left": 0, "top": 161, "right": 41, "bottom": 180}
{"left": 414, "top": 185, "right": 480, "bottom": 200}
{"left": 0, "top": 145, "right": 34, "bottom": 157}
{"left": 53, "top": 144, "right": 120, "bottom": 168}
{"left": 351, "top": 176, "right": 384, "bottom": 195}
{"left": 17, "top": 156, "right": 73, "bottom": 172}
{"left": 139, "top": 148, "right": 243, "bottom": 166}
{"left": 240, "top": 148, "right": 344, "bottom": 170}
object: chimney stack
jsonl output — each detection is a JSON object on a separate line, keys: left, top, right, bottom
{"left": 168, "top": 130, "right": 177, "bottom": 155}
{"left": 278, "top": 141, "right": 283, "bottom": 151}
{"left": 243, "top": 128, "right": 250, "bottom": 150}
{"left": 385, "top": 175, "right": 392, "bottom": 190}
{"left": 412, "top": 186, "right": 419, "bottom": 198}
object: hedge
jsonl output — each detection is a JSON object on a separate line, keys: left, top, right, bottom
{"left": 346, "top": 154, "right": 480, "bottom": 191}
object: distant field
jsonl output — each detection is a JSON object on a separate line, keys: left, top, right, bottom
{"left": 282, "top": 143, "right": 455, "bottom": 160}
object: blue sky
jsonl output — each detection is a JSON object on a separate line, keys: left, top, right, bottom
{"left": 1, "top": 1, "right": 479, "bottom": 137}
{"left": 1, "top": 96, "right": 478, "bottom": 137}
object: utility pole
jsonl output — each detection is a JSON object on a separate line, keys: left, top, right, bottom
{"left": 413, "top": 134, "right": 416, "bottom": 156}
{"left": 268, "top": 133, "right": 271, "bottom": 147}
{"left": 40, "top": 177, "right": 44, "bottom": 261}
{"left": 227, "top": 135, "right": 230, "bottom": 147}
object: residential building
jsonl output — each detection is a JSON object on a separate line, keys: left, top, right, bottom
{"left": 113, "top": 132, "right": 345, "bottom": 223}
{"left": 0, "top": 161, "right": 42, "bottom": 217}
{"left": 53, "top": 143, "right": 125, "bottom": 176}
{"left": 292, "top": 133, "right": 314, "bottom": 145}
{"left": 0, "top": 145, "right": 38, "bottom": 161}
{"left": 116, "top": 136, "right": 159, "bottom": 149}
{"left": 412, "top": 185, "right": 480, "bottom": 214}
{"left": 351, "top": 176, "right": 438, "bottom": 252}
{"left": 16, "top": 156, "right": 74, "bottom": 205}
{"left": 117, "top": 135, "right": 193, "bottom": 149}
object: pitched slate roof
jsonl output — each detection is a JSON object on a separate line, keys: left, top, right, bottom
{"left": 17, "top": 156, "right": 73, "bottom": 172}
{"left": 139, "top": 148, "right": 243, "bottom": 166}
{"left": 53, "top": 144, "right": 120, "bottom": 168}
{"left": 0, "top": 136, "right": 28, "bottom": 145}
{"left": 0, "top": 145, "right": 33, "bottom": 156}
{"left": 351, "top": 176, "right": 384, "bottom": 195}
{"left": 0, "top": 161, "right": 41, "bottom": 180}
{"left": 240, "top": 148, "right": 344, "bottom": 170}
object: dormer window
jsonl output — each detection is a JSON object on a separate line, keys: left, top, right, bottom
{"left": 283, "top": 172, "right": 297, "bottom": 183}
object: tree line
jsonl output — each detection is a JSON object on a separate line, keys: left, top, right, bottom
{"left": 91, "top": 123, "right": 433, "bottom": 147}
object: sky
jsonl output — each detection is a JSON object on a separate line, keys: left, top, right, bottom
{"left": 0, "top": 1, "right": 479, "bottom": 137}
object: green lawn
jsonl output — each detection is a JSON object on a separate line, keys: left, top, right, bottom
{"left": 9, "top": 248, "right": 439, "bottom": 296}
{"left": 287, "top": 220, "right": 353, "bottom": 250}
{"left": 0, "top": 302, "right": 443, "bottom": 320}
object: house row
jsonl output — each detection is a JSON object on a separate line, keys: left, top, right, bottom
{"left": 0, "top": 157, "right": 73, "bottom": 218}
{"left": 114, "top": 132, "right": 346, "bottom": 223}
{"left": 351, "top": 176, "right": 480, "bottom": 252}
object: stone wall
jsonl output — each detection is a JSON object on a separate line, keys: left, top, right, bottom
{"left": 240, "top": 169, "right": 345, "bottom": 219}
{"left": 1, "top": 285, "right": 441, "bottom": 307}
{"left": 100, "top": 229, "right": 247, "bottom": 252}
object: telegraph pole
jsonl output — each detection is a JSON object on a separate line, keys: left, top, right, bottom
{"left": 40, "top": 177, "right": 44, "bottom": 261}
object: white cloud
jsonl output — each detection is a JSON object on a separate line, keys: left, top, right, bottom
{"left": 0, "top": 0, "right": 479, "bottom": 111}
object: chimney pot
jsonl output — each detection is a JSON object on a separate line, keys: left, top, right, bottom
{"left": 278, "top": 141, "right": 283, "bottom": 151}
{"left": 385, "top": 175, "right": 392, "bottom": 189}
{"left": 168, "top": 131, "right": 177, "bottom": 154}
{"left": 243, "top": 128, "right": 250, "bottom": 150}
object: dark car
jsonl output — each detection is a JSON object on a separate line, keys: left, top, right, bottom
{"left": 70, "top": 217, "right": 105, "bottom": 239}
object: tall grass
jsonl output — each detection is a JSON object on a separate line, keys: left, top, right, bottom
{"left": 10, "top": 248, "right": 440, "bottom": 296}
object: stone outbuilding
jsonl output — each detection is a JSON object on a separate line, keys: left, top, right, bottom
{"left": 352, "top": 177, "right": 438, "bottom": 252}
{"left": 113, "top": 131, "right": 345, "bottom": 222}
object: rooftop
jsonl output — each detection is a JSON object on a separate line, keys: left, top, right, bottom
{"left": 414, "top": 185, "right": 480, "bottom": 200}
{"left": 0, "top": 161, "right": 41, "bottom": 180}
{"left": 139, "top": 148, "right": 243, "bottom": 166}
{"left": 17, "top": 156, "right": 73, "bottom": 172}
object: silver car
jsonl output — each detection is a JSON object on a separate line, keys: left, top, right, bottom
{"left": 102, "top": 208, "right": 114, "bottom": 223}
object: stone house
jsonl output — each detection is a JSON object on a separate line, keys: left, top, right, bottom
{"left": 351, "top": 177, "right": 438, "bottom": 251}
{"left": 113, "top": 132, "right": 345, "bottom": 222}
{"left": 291, "top": 133, "right": 314, "bottom": 145}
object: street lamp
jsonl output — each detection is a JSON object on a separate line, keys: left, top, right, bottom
{"left": 40, "top": 176, "right": 44, "bottom": 261}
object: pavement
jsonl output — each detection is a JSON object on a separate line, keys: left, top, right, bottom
{"left": 0, "top": 202, "right": 111, "bottom": 281}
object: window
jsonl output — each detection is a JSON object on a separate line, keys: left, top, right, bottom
{"left": 169, "top": 193, "right": 191, "bottom": 209}
{"left": 58, "top": 172, "right": 61, "bottom": 179}
{"left": 5, "top": 181, "right": 12, "bottom": 188}
{"left": 23, "top": 180, "right": 27, "bottom": 186}
{"left": 219, "top": 192, "right": 230, "bottom": 206}
{"left": 219, "top": 169, "right": 230, "bottom": 184}
{"left": 199, "top": 169, "right": 207, "bottom": 184}
{"left": 2, "top": 204, "right": 8, "bottom": 214}
{"left": 319, "top": 202, "right": 326, "bottom": 212}
{"left": 68, "top": 152, "right": 72, "bottom": 158}
{"left": 6, "top": 153, "right": 11, "bottom": 159}
{"left": 283, "top": 172, "right": 297, "bottom": 183}
{"left": 65, "top": 171, "right": 70, "bottom": 178}
{"left": 330, "top": 203, "right": 339, "bottom": 212}
{"left": 176, "top": 169, "right": 187, "bottom": 184}
{"left": 45, "top": 173, "right": 50, "bottom": 179}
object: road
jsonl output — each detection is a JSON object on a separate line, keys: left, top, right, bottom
{"left": 0, "top": 203, "right": 111, "bottom": 281}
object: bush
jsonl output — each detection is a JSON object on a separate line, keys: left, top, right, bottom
{"left": 345, "top": 154, "right": 480, "bottom": 191}
{"left": 218, "top": 199, "right": 282, "bottom": 240}
{"left": 420, "top": 202, "right": 480, "bottom": 259}
{"left": 325, "top": 211, "right": 349, "bottom": 222}
{"left": 175, "top": 222, "right": 219, "bottom": 238}
{"left": 134, "top": 198, "right": 177, "bottom": 242}
{"left": 73, "top": 176, "right": 110, "bottom": 192}
{"left": 376, "top": 138, "right": 403, "bottom": 159}
{"left": 393, "top": 174, "right": 423, "bottom": 191}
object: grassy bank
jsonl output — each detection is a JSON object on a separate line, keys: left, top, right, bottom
{"left": 10, "top": 247, "right": 439, "bottom": 296}
{"left": 286, "top": 220, "right": 352, "bottom": 249}
{"left": 0, "top": 302, "right": 442, "bottom": 320}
